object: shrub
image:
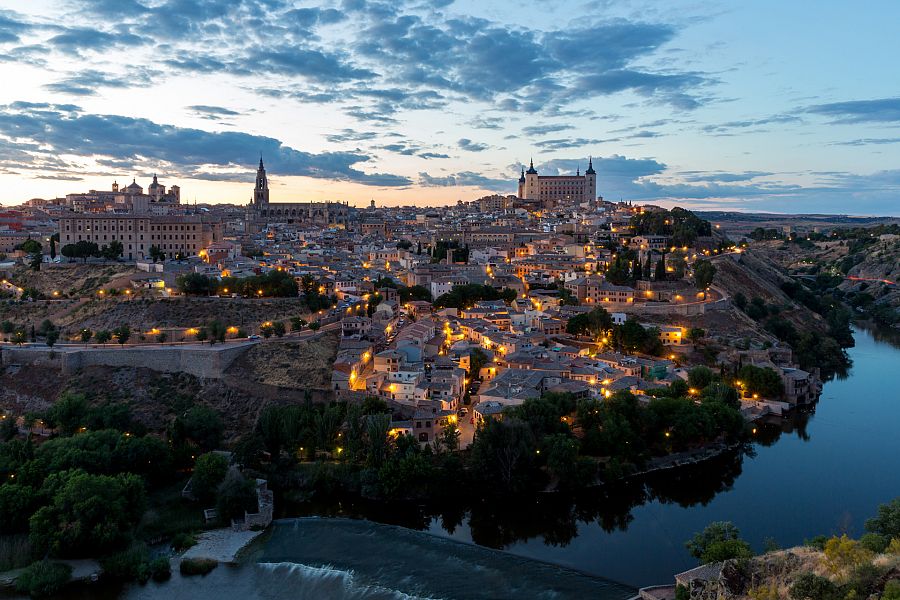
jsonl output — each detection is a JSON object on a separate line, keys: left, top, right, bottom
{"left": 823, "top": 535, "right": 873, "bottom": 578}
{"left": 883, "top": 580, "right": 900, "bottom": 600}
{"left": 789, "top": 573, "right": 837, "bottom": 600}
{"left": 675, "top": 584, "right": 689, "bottom": 600}
{"left": 170, "top": 532, "right": 198, "bottom": 552}
{"left": 859, "top": 532, "right": 888, "bottom": 553}
{"left": 100, "top": 544, "right": 150, "bottom": 583}
{"left": 149, "top": 557, "right": 171, "bottom": 582}
{"left": 748, "top": 584, "right": 780, "bottom": 600}
{"left": 179, "top": 557, "right": 217, "bottom": 576}
{"left": 15, "top": 561, "right": 72, "bottom": 598}
{"left": 805, "top": 535, "right": 828, "bottom": 551}
{"left": 887, "top": 538, "right": 900, "bottom": 554}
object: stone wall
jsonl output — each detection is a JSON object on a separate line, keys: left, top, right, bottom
{"left": 1, "top": 342, "right": 255, "bottom": 379}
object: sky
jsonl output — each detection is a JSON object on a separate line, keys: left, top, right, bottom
{"left": 0, "top": 0, "right": 898, "bottom": 215}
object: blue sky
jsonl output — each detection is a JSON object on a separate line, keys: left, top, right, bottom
{"left": 0, "top": 0, "right": 898, "bottom": 214}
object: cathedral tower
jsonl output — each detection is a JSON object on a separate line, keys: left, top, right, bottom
{"left": 253, "top": 156, "right": 269, "bottom": 206}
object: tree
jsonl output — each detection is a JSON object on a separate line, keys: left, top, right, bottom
{"left": 16, "top": 239, "right": 42, "bottom": 254}
{"left": 272, "top": 321, "right": 286, "bottom": 337}
{"left": 95, "top": 330, "right": 112, "bottom": 344}
{"left": 215, "top": 470, "right": 257, "bottom": 523}
{"left": 290, "top": 317, "right": 307, "bottom": 331}
{"left": 15, "top": 561, "right": 72, "bottom": 598}
{"left": 207, "top": 320, "right": 227, "bottom": 344}
{"left": 45, "top": 329, "right": 59, "bottom": 348}
{"left": 693, "top": 259, "right": 716, "bottom": 293}
{"left": 260, "top": 323, "right": 274, "bottom": 338}
{"left": 29, "top": 470, "right": 145, "bottom": 557}
{"left": 101, "top": 240, "right": 124, "bottom": 260}
{"left": 47, "top": 392, "right": 89, "bottom": 436}
{"left": 113, "top": 325, "right": 131, "bottom": 345}
{"left": 737, "top": 365, "right": 784, "bottom": 398}
{"left": 685, "top": 521, "right": 752, "bottom": 564}
{"left": 195, "top": 327, "right": 208, "bottom": 343}
{"left": 49, "top": 234, "right": 58, "bottom": 260}
{"left": 437, "top": 422, "right": 460, "bottom": 453}
{"left": 688, "top": 366, "right": 714, "bottom": 390}
{"left": 0, "top": 484, "right": 39, "bottom": 533}
{"left": 190, "top": 453, "right": 229, "bottom": 504}
{"left": 655, "top": 257, "right": 666, "bottom": 281}
{"left": 734, "top": 292, "right": 748, "bottom": 311}
{"left": 566, "top": 306, "right": 613, "bottom": 338}
{"left": 148, "top": 246, "right": 163, "bottom": 262}
{"left": 171, "top": 406, "right": 223, "bottom": 452}
{"left": 308, "top": 321, "right": 320, "bottom": 331}
{"left": 865, "top": 497, "right": 900, "bottom": 539}
{"left": 470, "top": 417, "right": 539, "bottom": 494}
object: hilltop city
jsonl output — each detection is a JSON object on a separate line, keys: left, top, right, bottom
{"left": 0, "top": 156, "right": 898, "bottom": 597}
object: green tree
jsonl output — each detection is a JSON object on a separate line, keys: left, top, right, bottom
{"left": 113, "top": 325, "right": 131, "bottom": 345}
{"left": 470, "top": 418, "right": 539, "bottom": 494}
{"left": 47, "top": 392, "right": 88, "bottom": 436}
{"left": 191, "top": 453, "right": 229, "bottom": 504}
{"left": 215, "top": 470, "right": 257, "bottom": 523}
{"left": 693, "top": 259, "right": 716, "bottom": 293}
{"left": 101, "top": 240, "right": 124, "bottom": 260}
{"left": 437, "top": 422, "right": 460, "bottom": 453}
{"left": 45, "top": 329, "right": 59, "bottom": 348}
{"left": 0, "top": 484, "right": 39, "bottom": 534}
{"left": 94, "top": 330, "right": 112, "bottom": 344}
{"left": 16, "top": 239, "right": 42, "bottom": 254}
{"left": 686, "top": 521, "right": 752, "bottom": 564}
{"left": 15, "top": 561, "right": 72, "bottom": 598}
{"left": 207, "top": 320, "right": 227, "bottom": 344}
{"left": 688, "top": 366, "right": 714, "bottom": 390}
{"left": 49, "top": 234, "right": 58, "bottom": 260}
{"left": 737, "top": 365, "right": 784, "bottom": 398}
{"left": 272, "top": 321, "right": 286, "bottom": 337}
{"left": 148, "top": 246, "right": 163, "bottom": 262}
{"left": 171, "top": 406, "right": 223, "bottom": 452}
{"left": 865, "top": 497, "right": 900, "bottom": 539}
{"left": 29, "top": 470, "right": 145, "bottom": 557}
{"left": 80, "top": 328, "right": 92, "bottom": 343}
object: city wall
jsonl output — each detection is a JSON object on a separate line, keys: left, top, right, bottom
{"left": 1, "top": 343, "right": 255, "bottom": 379}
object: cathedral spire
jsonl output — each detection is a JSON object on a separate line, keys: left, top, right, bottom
{"left": 526, "top": 157, "right": 537, "bottom": 175}
{"left": 585, "top": 156, "right": 595, "bottom": 175}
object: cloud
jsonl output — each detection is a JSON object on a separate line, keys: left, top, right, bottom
{"left": 0, "top": 10, "right": 32, "bottom": 43}
{"left": 701, "top": 114, "right": 802, "bottom": 134}
{"left": 0, "top": 103, "right": 411, "bottom": 187}
{"left": 534, "top": 138, "right": 602, "bottom": 150}
{"left": 522, "top": 124, "right": 574, "bottom": 136}
{"left": 418, "top": 152, "right": 450, "bottom": 159}
{"left": 44, "top": 69, "right": 155, "bottom": 96}
{"left": 457, "top": 138, "right": 489, "bottom": 152}
{"left": 831, "top": 137, "right": 900, "bottom": 146}
{"left": 807, "top": 98, "right": 900, "bottom": 123}
{"left": 187, "top": 105, "right": 241, "bottom": 120}
{"left": 418, "top": 170, "right": 511, "bottom": 191}
{"left": 48, "top": 27, "right": 148, "bottom": 55}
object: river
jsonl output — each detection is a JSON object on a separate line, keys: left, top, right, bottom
{"left": 109, "top": 325, "right": 898, "bottom": 598}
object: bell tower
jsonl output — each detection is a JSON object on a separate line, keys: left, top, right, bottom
{"left": 253, "top": 156, "right": 269, "bottom": 206}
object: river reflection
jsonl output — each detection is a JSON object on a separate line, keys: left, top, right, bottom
{"left": 285, "top": 326, "right": 900, "bottom": 587}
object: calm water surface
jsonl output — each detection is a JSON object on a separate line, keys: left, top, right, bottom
{"left": 101, "top": 326, "right": 899, "bottom": 598}
{"left": 428, "top": 326, "right": 900, "bottom": 585}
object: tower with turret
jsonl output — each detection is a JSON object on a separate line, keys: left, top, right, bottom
{"left": 253, "top": 156, "right": 269, "bottom": 206}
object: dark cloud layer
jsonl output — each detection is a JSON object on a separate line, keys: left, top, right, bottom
{"left": 0, "top": 103, "right": 410, "bottom": 186}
